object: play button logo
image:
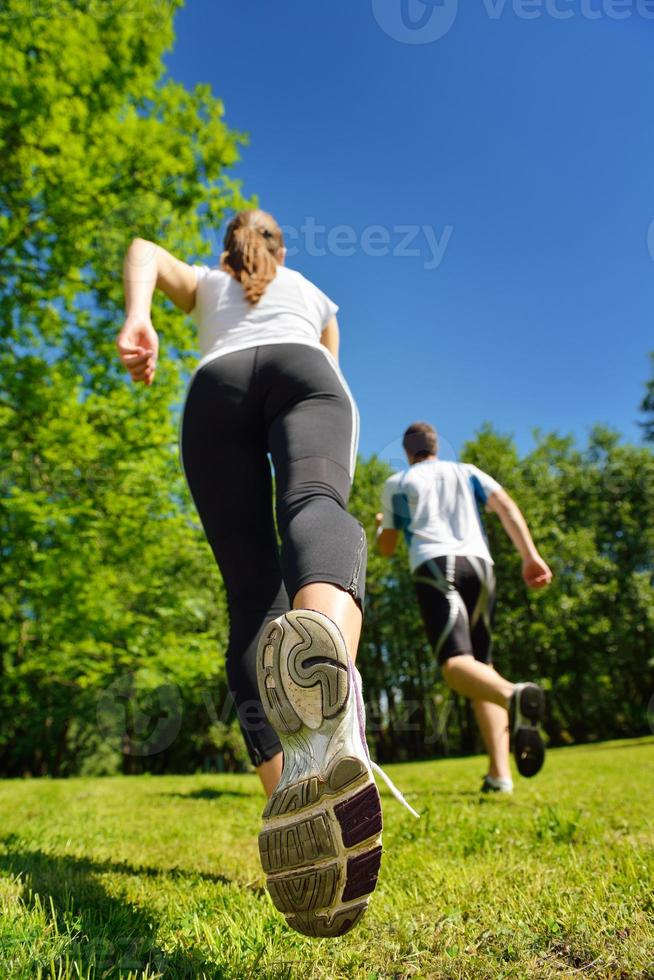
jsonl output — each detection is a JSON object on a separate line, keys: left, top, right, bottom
{"left": 372, "top": 0, "right": 459, "bottom": 44}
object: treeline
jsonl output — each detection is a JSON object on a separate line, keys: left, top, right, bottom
{"left": 2, "top": 428, "right": 653, "bottom": 777}
{"left": 1, "top": 1, "right": 653, "bottom": 777}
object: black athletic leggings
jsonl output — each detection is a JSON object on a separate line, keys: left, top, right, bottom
{"left": 180, "top": 343, "right": 367, "bottom": 766}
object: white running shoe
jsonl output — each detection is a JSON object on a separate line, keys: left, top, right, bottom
{"left": 256, "top": 609, "right": 383, "bottom": 938}
{"left": 481, "top": 774, "right": 514, "bottom": 794}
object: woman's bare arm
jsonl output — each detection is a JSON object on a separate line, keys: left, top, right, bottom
{"left": 123, "top": 238, "right": 197, "bottom": 316}
{"left": 320, "top": 316, "right": 340, "bottom": 361}
{"left": 117, "top": 238, "right": 197, "bottom": 385}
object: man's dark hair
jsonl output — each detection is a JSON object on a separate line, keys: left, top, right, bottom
{"left": 402, "top": 421, "right": 438, "bottom": 462}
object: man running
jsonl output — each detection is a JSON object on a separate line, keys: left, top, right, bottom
{"left": 376, "top": 421, "right": 553, "bottom": 792}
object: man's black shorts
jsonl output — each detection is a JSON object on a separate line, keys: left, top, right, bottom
{"left": 413, "top": 555, "right": 496, "bottom": 665}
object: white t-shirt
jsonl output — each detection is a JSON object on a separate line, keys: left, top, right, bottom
{"left": 380, "top": 459, "right": 502, "bottom": 572}
{"left": 191, "top": 264, "right": 338, "bottom": 367}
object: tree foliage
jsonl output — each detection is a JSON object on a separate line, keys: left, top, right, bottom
{"left": 0, "top": 0, "right": 250, "bottom": 776}
{"left": 640, "top": 352, "right": 654, "bottom": 442}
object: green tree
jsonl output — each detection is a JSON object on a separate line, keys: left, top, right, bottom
{"left": 639, "top": 352, "right": 654, "bottom": 442}
{"left": 463, "top": 425, "right": 654, "bottom": 744}
{"left": 0, "top": 0, "right": 250, "bottom": 776}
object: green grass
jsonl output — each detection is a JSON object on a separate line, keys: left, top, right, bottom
{"left": 1, "top": 739, "right": 653, "bottom": 979}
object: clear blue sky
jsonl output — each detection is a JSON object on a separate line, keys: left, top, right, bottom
{"left": 165, "top": 0, "right": 653, "bottom": 465}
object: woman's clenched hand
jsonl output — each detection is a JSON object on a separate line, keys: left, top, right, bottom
{"left": 116, "top": 315, "right": 159, "bottom": 386}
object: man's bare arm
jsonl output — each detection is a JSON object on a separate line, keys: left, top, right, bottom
{"left": 375, "top": 513, "right": 398, "bottom": 557}
{"left": 486, "top": 489, "right": 552, "bottom": 589}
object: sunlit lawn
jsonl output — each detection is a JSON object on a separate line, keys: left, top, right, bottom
{"left": 1, "top": 738, "right": 653, "bottom": 979}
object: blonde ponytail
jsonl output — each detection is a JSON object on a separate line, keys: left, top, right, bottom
{"left": 221, "top": 210, "right": 284, "bottom": 304}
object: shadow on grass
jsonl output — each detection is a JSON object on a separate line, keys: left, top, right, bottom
{"left": 0, "top": 840, "right": 264, "bottom": 977}
{"left": 160, "top": 788, "right": 256, "bottom": 801}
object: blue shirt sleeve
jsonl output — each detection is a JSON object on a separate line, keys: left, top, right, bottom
{"left": 466, "top": 464, "right": 502, "bottom": 505}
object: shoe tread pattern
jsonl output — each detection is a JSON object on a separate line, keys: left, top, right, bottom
{"left": 264, "top": 776, "right": 324, "bottom": 818}
{"left": 519, "top": 683, "right": 545, "bottom": 722}
{"left": 267, "top": 862, "right": 339, "bottom": 913}
{"left": 259, "top": 812, "right": 337, "bottom": 873}
{"left": 512, "top": 683, "right": 546, "bottom": 777}
{"left": 334, "top": 784, "right": 382, "bottom": 848}
{"left": 286, "top": 902, "right": 368, "bottom": 938}
{"left": 263, "top": 757, "right": 368, "bottom": 819}
{"left": 342, "top": 845, "right": 382, "bottom": 902}
{"left": 259, "top": 622, "right": 302, "bottom": 734}
{"left": 514, "top": 728, "right": 545, "bottom": 777}
{"left": 287, "top": 613, "right": 349, "bottom": 719}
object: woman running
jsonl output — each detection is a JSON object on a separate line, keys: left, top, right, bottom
{"left": 116, "top": 210, "right": 382, "bottom": 937}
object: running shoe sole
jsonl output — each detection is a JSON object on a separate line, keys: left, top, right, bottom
{"left": 511, "top": 682, "right": 546, "bottom": 777}
{"left": 256, "top": 610, "right": 382, "bottom": 938}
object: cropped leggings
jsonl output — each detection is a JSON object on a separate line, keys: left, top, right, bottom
{"left": 180, "top": 343, "right": 367, "bottom": 766}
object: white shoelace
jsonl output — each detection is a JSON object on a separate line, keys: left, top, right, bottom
{"left": 351, "top": 664, "right": 420, "bottom": 820}
{"left": 371, "top": 760, "right": 420, "bottom": 819}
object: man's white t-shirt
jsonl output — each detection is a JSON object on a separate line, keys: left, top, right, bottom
{"left": 380, "top": 459, "right": 502, "bottom": 572}
{"left": 192, "top": 264, "right": 338, "bottom": 367}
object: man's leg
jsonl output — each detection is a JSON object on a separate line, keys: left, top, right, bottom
{"left": 463, "top": 559, "right": 512, "bottom": 785}
{"left": 441, "top": 655, "right": 513, "bottom": 709}
{"left": 415, "top": 557, "right": 545, "bottom": 780}
{"left": 414, "top": 558, "right": 511, "bottom": 780}
{"left": 472, "top": 698, "right": 511, "bottom": 781}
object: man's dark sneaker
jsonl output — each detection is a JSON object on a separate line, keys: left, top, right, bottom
{"left": 509, "top": 682, "right": 546, "bottom": 777}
